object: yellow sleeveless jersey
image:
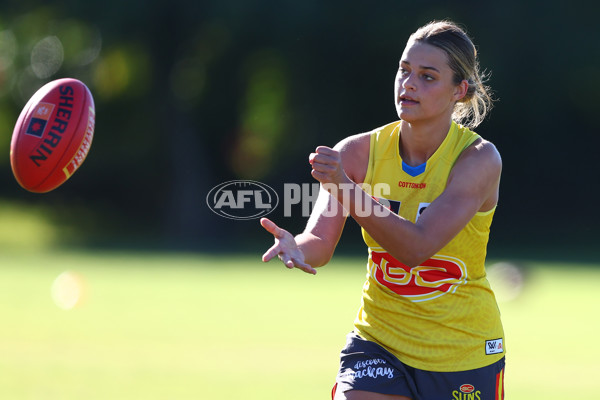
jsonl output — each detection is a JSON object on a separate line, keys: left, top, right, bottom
{"left": 353, "top": 120, "right": 505, "bottom": 372}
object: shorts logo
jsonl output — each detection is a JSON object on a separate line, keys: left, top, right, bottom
{"left": 452, "top": 384, "right": 481, "bottom": 399}
{"left": 341, "top": 358, "right": 394, "bottom": 380}
{"left": 485, "top": 338, "right": 504, "bottom": 355}
{"left": 460, "top": 384, "right": 474, "bottom": 393}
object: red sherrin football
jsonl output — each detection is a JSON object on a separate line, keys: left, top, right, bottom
{"left": 10, "top": 78, "right": 95, "bottom": 193}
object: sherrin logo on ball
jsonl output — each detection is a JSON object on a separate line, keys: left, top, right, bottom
{"left": 10, "top": 78, "right": 95, "bottom": 193}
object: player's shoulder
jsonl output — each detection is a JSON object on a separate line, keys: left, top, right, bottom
{"left": 456, "top": 137, "right": 502, "bottom": 180}
{"left": 465, "top": 137, "right": 502, "bottom": 167}
{"left": 333, "top": 132, "right": 371, "bottom": 183}
{"left": 333, "top": 131, "right": 371, "bottom": 154}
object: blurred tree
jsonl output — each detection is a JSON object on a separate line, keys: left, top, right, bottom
{"left": 0, "top": 0, "right": 597, "bottom": 253}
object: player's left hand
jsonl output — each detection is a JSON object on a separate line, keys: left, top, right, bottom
{"left": 309, "top": 146, "right": 352, "bottom": 186}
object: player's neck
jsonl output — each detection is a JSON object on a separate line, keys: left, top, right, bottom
{"left": 399, "top": 118, "right": 452, "bottom": 166}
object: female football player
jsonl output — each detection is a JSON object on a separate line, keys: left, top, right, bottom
{"left": 261, "top": 20, "right": 505, "bottom": 400}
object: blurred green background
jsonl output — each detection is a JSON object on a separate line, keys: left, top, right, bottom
{"left": 0, "top": 0, "right": 597, "bottom": 253}
{"left": 0, "top": 0, "right": 598, "bottom": 399}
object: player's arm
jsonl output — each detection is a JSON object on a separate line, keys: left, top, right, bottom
{"left": 310, "top": 139, "right": 501, "bottom": 268}
{"left": 261, "top": 133, "right": 370, "bottom": 273}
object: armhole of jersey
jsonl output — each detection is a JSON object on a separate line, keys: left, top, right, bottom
{"left": 466, "top": 133, "right": 495, "bottom": 217}
{"left": 463, "top": 133, "right": 482, "bottom": 152}
{"left": 475, "top": 205, "right": 496, "bottom": 216}
{"left": 449, "top": 131, "right": 482, "bottom": 170}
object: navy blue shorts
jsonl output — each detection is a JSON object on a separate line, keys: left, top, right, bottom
{"left": 332, "top": 332, "right": 505, "bottom": 400}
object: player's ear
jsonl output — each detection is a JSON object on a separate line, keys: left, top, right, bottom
{"left": 454, "top": 79, "right": 469, "bottom": 102}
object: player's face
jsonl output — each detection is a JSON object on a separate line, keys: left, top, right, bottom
{"left": 394, "top": 41, "right": 465, "bottom": 124}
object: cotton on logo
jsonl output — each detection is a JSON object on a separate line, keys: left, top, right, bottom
{"left": 370, "top": 252, "right": 467, "bottom": 302}
{"left": 206, "top": 180, "right": 279, "bottom": 220}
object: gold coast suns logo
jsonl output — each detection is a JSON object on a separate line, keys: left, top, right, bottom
{"left": 452, "top": 384, "right": 481, "bottom": 400}
{"left": 370, "top": 252, "right": 467, "bottom": 302}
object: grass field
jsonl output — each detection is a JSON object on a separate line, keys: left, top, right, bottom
{"left": 0, "top": 249, "right": 598, "bottom": 399}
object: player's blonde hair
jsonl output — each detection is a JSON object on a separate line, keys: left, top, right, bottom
{"left": 409, "top": 21, "right": 494, "bottom": 128}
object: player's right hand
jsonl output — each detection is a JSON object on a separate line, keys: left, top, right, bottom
{"left": 260, "top": 218, "right": 317, "bottom": 275}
